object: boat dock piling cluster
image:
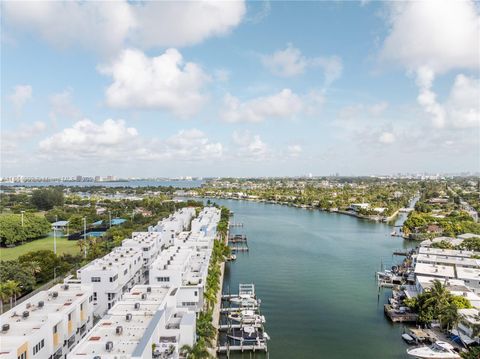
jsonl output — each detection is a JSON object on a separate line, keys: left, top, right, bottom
{"left": 217, "top": 284, "right": 270, "bottom": 355}
{"left": 228, "top": 233, "right": 249, "bottom": 252}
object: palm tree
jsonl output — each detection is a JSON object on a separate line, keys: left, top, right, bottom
{"left": 180, "top": 338, "right": 212, "bottom": 359}
{"left": 423, "top": 280, "right": 450, "bottom": 316}
{"left": 4, "top": 280, "right": 21, "bottom": 307}
{"left": 439, "top": 302, "right": 460, "bottom": 331}
{"left": 0, "top": 283, "right": 10, "bottom": 314}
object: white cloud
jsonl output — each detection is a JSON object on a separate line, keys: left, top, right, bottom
{"left": 8, "top": 85, "right": 32, "bottom": 114}
{"left": 378, "top": 132, "right": 395, "bottom": 144}
{"left": 49, "top": 88, "right": 81, "bottom": 123}
{"left": 369, "top": 101, "right": 389, "bottom": 116}
{"left": 380, "top": 1, "right": 480, "bottom": 129}
{"left": 165, "top": 129, "right": 223, "bottom": 161}
{"left": 39, "top": 119, "right": 139, "bottom": 159}
{"left": 99, "top": 48, "right": 210, "bottom": 117}
{"left": 415, "top": 66, "right": 446, "bottom": 128}
{"left": 287, "top": 144, "right": 303, "bottom": 158}
{"left": 446, "top": 74, "right": 480, "bottom": 128}
{"left": 261, "top": 44, "right": 343, "bottom": 87}
{"left": 1, "top": 121, "right": 46, "bottom": 162}
{"left": 232, "top": 131, "right": 269, "bottom": 160}
{"left": 3, "top": 1, "right": 245, "bottom": 55}
{"left": 221, "top": 88, "right": 320, "bottom": 123}
{"left": 261, "top": 44, "right": 307, "bottom": 77}
{"left": 37, "top": 119, "right": 223, "bottom": 162}
{"left": 380, "top": 0, "right": 479, "bottom": 73}
{"left": 414, "top": 69, "right": 479, "bottom": 129}
{"left": 3, "top": 1, "right": 135, "bottom": 56}
{"left": 130, "top": 1, "right": 245, "bottom": 48}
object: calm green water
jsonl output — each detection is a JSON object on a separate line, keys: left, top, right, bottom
{"left": 212, "top": 199, "right": 415, "bottom": 359}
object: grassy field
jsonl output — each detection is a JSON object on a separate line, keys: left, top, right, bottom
{"left": 0, "top": 236, "right": 81, "bottom": 261}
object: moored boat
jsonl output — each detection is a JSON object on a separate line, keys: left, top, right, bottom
{"left": 406, "top": 341, "right": 460, "bottom": 358}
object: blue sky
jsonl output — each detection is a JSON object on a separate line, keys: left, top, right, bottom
{"left": 1, "top": 1, "right": 479, "bottom": 178}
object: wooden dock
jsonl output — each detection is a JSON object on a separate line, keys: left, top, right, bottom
{"left": 230, "top": 246, "right": 249, "bottom": 252}
{"left": 217, "top": 344, "right": 267, "bottom": 353}
{"left": 218, "top": 323, "right": 263, "bottom": 330}
{"left": 384, "top": 304, "right": 418, "bottom": 323}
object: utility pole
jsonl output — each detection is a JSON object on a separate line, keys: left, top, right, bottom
{"left": 53, "top": 227, "right": 57, "bottom": 254}
{"left": 21, "top": 211, "right": 25, "bottom": 227}
{"left": 109, "top": 211, "right": 112, "bottom": 228}
{"left": 83, "top": 217, "right": 87, "bottom": 258}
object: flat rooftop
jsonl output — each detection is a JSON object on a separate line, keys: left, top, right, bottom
{"left": 414, "top": 263, "right": 455, "bottom": 278}
{"left": 418, "top": 247, "right": 478, "bottom": 258}
{"left": 0, "top": 283, "right": 90, "bottom": 338}
{"left": 456, "top": 267, "right": 480, "bottom": 282}
{"left": 416, "top": 253, "right": 480, "bottom": 267}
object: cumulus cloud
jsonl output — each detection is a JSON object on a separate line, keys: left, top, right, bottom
{"left": 380, "top": 0, "right": 480, "bottom": 129}
{"left": 37, "top": 118, "right": 223, "bottom": 162}
{"left": 99, "top": 48, "right": 210, "bottom": 117}
{"left": 39, "top": 119, "right": 139, "bottom": 159}
{"left": 1, "top": 121, "right": 46, "bottom": 162}
{"left": 221, "top": 88, "right": 323, "bottom": 123}
{"left": 380, "top": 0, "right": 479, "bottom": 73}
{"left": 3, "top": 1, "right": 245, "bottom": 55}
{"left": 165, "top": 129, "right": 223, "bottom": 161}
{"left": 378, "top": 132, "right": 395, "bottom": 144}
{"left": 130, "top": 1, "right": 245, "bottom": 48}
{"left": 287, "top": 144, "right": 303, "bottom": 158}
{"left": 49, "top": 88, "right": 81, "bottom": 123}
{"left": 446, "top": 74, "right": 480, "bottom": 128}
{"left": 232, "top": 130, "right": 269, "bottom": 160}
{"left": 261, "top": 44, "right": 343, "bottom": 87}
{"left": 3, "top": 1, "right": 135, "bottom": 56}
{"left": 8, "top": 85, "right": 32, "bottom": 114}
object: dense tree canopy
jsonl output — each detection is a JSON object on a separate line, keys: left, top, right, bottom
{"left": 0, "top": 213, "right": 51, "bottom": 245}
{"left": 31, "top": 188, "right": 64, "bottom": 210}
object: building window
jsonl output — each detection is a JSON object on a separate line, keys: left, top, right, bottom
{"left": 194, "top": 291, "right": 198, "bottom": 297}
{"left": 124, "top": 269, "right": 128, "bottom": 275}
{"left": 53, "top": 324, "right": 58, "bottom": 333}
{"left": 181, "top": 302, "right": 196, "bottom": 307}
{"left": 18, "top": 351, "right": 27, "bottom": 359}
{"left": 93, "top": 292, "right": 97, "bottom": 301}
{"left": 156, "top": 277, "right": 170, "bottom": 282}
{"left": 109, "top": 274, "right": 118, "bottom": 282}
{"left": 91, "top": 277, "right": 101, "bottom": 282}
{"left": 33, "top": 339, "right": 45, "bottom": 355}
{"left": 68, "top": 313, "right": 72, "bottom": 321}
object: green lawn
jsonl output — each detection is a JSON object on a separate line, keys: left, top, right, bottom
{"left": 0, "top": 236, "right": 81, "bottom": 261}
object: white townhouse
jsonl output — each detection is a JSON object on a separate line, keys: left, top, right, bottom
{"left": 67, "top": 285, "right": 195, "bottom": 359}
{"left": 148, "top": 245, "right": 211, "bottom": 312}
{"left": 191, "top": 207, "right": 221, "bottom": 238}
{"left": 0, "top": 282, "right": 93, "bottom": 359}
{"left": 122, "top": 232, "right": 165, "bottom": 278}
{"left": 76, "top": 247, "right": 144, "bottom": 316}
{"left": 148, "top": 208, "right": 196, "bottom": 245}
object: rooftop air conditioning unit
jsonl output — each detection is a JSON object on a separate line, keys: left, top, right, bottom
{"left": 105, "top": 341, "right": 113, "bottom": 352}
{"left": 2, "top": 324, "right": 10, "bottom": 332}
{"left": 141, "top": 293, "right": 147, "bottom": 300}
{"left": 146, "top": 287, "right": 151, "bottom": 293}
{"left": 134, "top": 303, "right": 140, "bottom": 310}
{"left": 125, "top": 313, "right": 132, "bottom": 321}
{"left": 52, "top": 292, "right": 58, "bottom": 298}
{"left": 103, "top": 266, "right": 107, "bottom": 270}
{"left": 115, "top": 326, "right": 123, "bottom": 335}
{"left": 38, "top": 301, "right": 44, "bottom": 308}
{"left": 63, "top": 284, "right": 69, "bottom": 290}
{"left": 22, "top": 311, "right": 29, "bottom": 318}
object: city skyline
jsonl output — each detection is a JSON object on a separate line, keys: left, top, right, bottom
{"left": 2, "top": 1, "right": 479, "bottom": 177}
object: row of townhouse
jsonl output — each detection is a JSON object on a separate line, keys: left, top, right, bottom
{"left": 0, "top": 283, "right": 94, "bottom": 359}
{"left": 67, "top": 285, "right": 196, "bottom": 359}
{"left": 411, "top": 245, "right": 480, "bottom": 345}
{"left": 412, "top": 247, "right": 480, "bottom": 293}
{"left": 1, "top": 206, "right": 220, "bottom": 359}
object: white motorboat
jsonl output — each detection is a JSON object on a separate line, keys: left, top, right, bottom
{"left": 228, "top": 309, "right": 266, "bottom": 324}
{"left": 406, "top": 341, "right": 460, "bottom": 359}
{"left": 230, "top": 294, "right": 258, "bottom": 306}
